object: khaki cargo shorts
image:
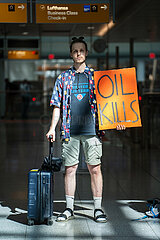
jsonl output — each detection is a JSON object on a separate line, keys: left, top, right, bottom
{"left": 62, "top": 135, "right": 102, "bottom": 167}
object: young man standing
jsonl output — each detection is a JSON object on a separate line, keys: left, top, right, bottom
{"left": 46, "top": 37, "right": 125, "bottom": 223}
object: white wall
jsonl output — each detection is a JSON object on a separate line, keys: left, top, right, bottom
{"left": 6, "top": 60, "right": 37, "bottom": 82}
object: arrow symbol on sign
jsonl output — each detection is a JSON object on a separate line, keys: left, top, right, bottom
{"left": 101, "top": 5, "right": 108, "bottom": 10}
{"left": 18, "top": 4, "right": 25, "bottom": 10}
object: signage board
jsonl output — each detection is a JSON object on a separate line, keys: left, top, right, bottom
{"left": 0, "top": 2, "right": 27, "bottom": 23}
{"left": 36, "top": 3, "right": 109, "bottom": 23}
{"left": 8, "top": 50, "right": 39, "bottom": 60}
{"left": 94, "top": 68, "right": 142, "bottom": 130}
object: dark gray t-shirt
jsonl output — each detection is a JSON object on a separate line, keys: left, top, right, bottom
{"left": 70, "top": 72, "right": 96, "bottom": 136}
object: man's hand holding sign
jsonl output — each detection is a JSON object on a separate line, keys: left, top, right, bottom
{"left": 94, "top": 67, "right": 142, "bottom": 130}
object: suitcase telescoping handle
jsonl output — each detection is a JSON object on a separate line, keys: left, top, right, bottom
{"left": 48, "top": 135, "right": 53, "bottom": 166}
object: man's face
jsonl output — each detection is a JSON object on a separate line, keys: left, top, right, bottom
{"left": 70, "top": 42, "right": 88, "bottom": 64}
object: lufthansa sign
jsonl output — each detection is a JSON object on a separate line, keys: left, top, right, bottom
{"left": 36, "top": 3, "right": 109, "bottom": 24}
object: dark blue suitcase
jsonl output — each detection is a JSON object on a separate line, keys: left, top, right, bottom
{"left": 27, "top": 136, "right": 55, "bottom": 226}
{"left": 27, "top": 169, "right": 53, "bottom": 225}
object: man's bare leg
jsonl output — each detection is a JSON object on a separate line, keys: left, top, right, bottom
{"left": 87, "top": 164, "right": 107, "bottom": 222}
{"left": 56, "top": 164, "right": 78, "bottom": 221}
{"left": 65, "top": 164, "right": 78, "bottom": 196}
{"left": 87, "top": 164, "right": 103, "bottom": 197}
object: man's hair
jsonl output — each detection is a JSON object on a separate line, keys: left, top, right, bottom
{"left": 70, "top": 37, "right": 88, "bottom": 52}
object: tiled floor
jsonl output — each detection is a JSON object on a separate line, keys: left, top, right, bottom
{"left": 0, "top": 120, "right": 160, "bottom": 239}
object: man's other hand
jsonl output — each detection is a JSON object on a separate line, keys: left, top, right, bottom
{"left": 116, "top": 125, "right": 126, "bottom": 131}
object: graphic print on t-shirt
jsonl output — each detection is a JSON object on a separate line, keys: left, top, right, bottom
{"left": 74, "top": 93, "right": 86, "bottom": 101}
{"left": 72, "top": 82, "right": 89, "bottom": 101}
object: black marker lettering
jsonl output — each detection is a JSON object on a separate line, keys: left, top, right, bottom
{"left": 99, "top": 103, "right": 113, "bottom": 125}
{"left": 130, "top": 100, "right": 139, "bottom": 123}
{"left": 97, "top": 75, "right": 114, "bottom": 99}
{"left": 120, "top": 74, "right": 134, "bottom": 95}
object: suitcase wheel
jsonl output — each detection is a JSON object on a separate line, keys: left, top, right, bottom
{"left": 28, "top": 219, "right": 34, "bottom": 226}
{"left": 47, "top": 219, "right": 53, "bottom": 226}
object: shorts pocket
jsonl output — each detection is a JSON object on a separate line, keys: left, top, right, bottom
{"left": 85, "top": 136, "right": 102, "bottom": 161}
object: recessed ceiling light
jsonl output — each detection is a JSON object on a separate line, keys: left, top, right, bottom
{"left": 88, "top": 26, "right": 95, "bottom": 30}
{"left": 22, "top": 32, "right": 29, "bottom": 35}
{"left": 19, "top": 24, "right": 26, "bottom": 27}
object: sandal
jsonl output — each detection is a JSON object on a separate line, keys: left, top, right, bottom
{"left": 94, "top": 209, "right": 107, "bottom": 223}
{"left": 56, "top": 208, "right": 75, "bottom": 222}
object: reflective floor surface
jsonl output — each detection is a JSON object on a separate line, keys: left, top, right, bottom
{"left": 0, "top": 119, "right": 160, "bottom": 240}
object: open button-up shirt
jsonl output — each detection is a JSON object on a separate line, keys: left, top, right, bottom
{"left": 50, "top": 65, "right": 103, "bottom": 141}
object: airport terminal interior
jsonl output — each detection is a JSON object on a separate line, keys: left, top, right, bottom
{"left": 0, "top": 0, "right": 160, "bottom": 239}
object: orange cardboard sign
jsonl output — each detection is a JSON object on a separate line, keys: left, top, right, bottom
{"left": 94, "top": 67, "right": 142, "bottom": 130}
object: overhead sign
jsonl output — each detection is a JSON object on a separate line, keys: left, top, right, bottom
{"left": 8, "top": 50, "right": 39, "bottom": 60}
{"left": 94, "top": 68, "right": 142, "bottom": 130}
{"left": 36, "top": 3, "right": 109, "bottom": 23}
{"left": 0, "top": 2, "right": 27, "bottom": 23}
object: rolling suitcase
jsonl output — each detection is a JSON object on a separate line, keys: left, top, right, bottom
{"left": 27, "top": 136, "right": 54, "bottom": 226}
{"left": 28, "top": 169, "right": 53, "bottom": 225}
